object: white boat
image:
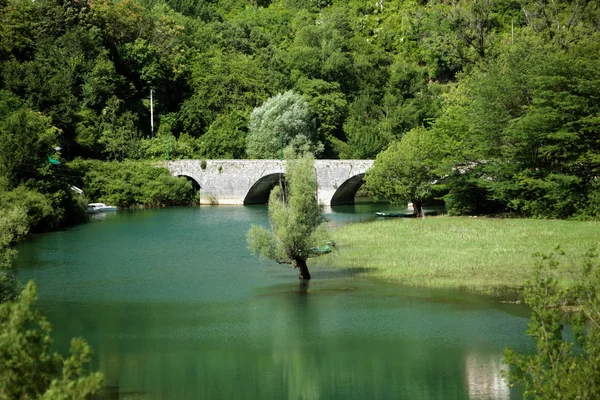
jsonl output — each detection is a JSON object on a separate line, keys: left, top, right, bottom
{"left": 88, "top": 203, "right": 117, "bottom": 213}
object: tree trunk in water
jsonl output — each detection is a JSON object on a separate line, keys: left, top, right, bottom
{"left": 294, "top": 258, "right": 311, "bottom": 280}
{"left": 413, "top": 200, "right": 423, "bottom": 218}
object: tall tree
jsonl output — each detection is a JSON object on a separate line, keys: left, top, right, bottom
{"left": 247, "top": 156, "right": 330, "bottom": 280}
{"left": 0, "top": 108, "right": 59, "bottom": 188}
{"left": 246, "top": 91, "right": 322, "bottom": 159}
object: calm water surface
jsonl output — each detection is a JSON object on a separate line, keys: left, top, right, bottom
{"left": 16, "top": 205, "right": 531, "bottom": 399}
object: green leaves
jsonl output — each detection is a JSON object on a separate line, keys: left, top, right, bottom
{"left": 0, "top": 282, "right": 103, "bottom": 399}
{"left": 247, "top": 156, "right": 330, "bottom": 266}
{"left": 364, "top": 127, "right": 448, "bottom": 216}
{"left": 69, "top": 159, "right": 194, "bottom": 208}
{"left": 180, "top": 50, "right": 270, "bottom": 136}
{"left": 504, "top": 249, "right": 600, "bottom": 399}
{"left": 0, "top": 108, "right": 59, "bottom": 188}
{"left": 428, "top": 34, "right": 600, "bottom": 218}
{"left": 246, "top": 91, "right": 322, "bottom": 159}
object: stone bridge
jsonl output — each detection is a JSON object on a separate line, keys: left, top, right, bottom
{"left": 166, "top": 160, "right": 374, "bottom": 206}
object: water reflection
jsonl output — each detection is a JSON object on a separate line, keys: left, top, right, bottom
{"left": 465, "top": 353, "right": 510, "bottom": 400}
{"left": 17, "top": 206, "right": 529, "bottom": 399}
{"left": 42, "top": 280, "right": 528, "bottom": 399}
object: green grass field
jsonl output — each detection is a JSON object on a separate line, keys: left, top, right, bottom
{"left": 317, "top": 216, "right": 600, "bottom": 294}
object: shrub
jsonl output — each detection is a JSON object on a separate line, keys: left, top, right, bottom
{"left": 69, "top": 160, "right": 194, "bottom": 208}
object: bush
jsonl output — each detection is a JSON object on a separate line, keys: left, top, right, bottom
{"left": 0, "top": 282, "right": 103, "bottom": 398}
{"left": 504, "top": 248, "right": 600, "bottom": 398}
{"left": 444, "top": 172, "right": 503, "bottom": 216}
{"left": 69, "top": 159, "right": 195, "bottom": 208}
{"left": 573, "top": 178, "right": 600, "bottom": 220}
{"left": 0, "top": 205, "right": 28, "bottom": 302}
{"left": 139, "top": 133, "right": 201, "bottom": 160}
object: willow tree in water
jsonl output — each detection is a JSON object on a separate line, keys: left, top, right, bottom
{"left": 247, "top": 156, "right": 330, "bottom": 280}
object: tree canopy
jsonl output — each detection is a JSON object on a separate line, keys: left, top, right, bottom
{"left": 0, "top": 0, "right": 598, "bottom": 218}
{"left": 246, "top": 91, "right": 322, "bottom": 159}
{"left": 364, "top": 127, "right": 449, "bottom": 217}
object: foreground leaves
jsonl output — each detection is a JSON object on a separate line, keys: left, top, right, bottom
{"left": 504, "top": 248, "right": 600, "bottom": 399}
{"left": 0, "top": 282, "right": 103, "bottom": 400}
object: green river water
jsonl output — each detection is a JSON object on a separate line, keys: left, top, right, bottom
{"left": 16, "top": 205, "right": 531, "bottom": 399}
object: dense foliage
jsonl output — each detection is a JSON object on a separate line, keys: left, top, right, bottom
{"left": 434, "top": 37, "right": 600, "bottom": 218}
{"left": 246, "top": 91, "right": 322, "bottom": 159}
{"left": 1, "top": 0, "right": 599, "bottom": 218}
{"left": 247, "top": 156, "right": 330, "bottom": 279}
{"left": 69, "top": 159, "right": 196, "bottom": 208}
{"left": 0, "top": 282, "right": 103, "bottom": 399}
{"left": 364, "top": 127, "right": 447, "bottom": 216}
{"left": 505, "top": 248, "right": 600, "bottom": 399}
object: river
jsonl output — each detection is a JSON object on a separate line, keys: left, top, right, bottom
{"left": 16, "top": 205, "right": 531, "bottom": 399}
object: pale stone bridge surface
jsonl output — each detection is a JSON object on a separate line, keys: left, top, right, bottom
{"left": 166, "top": 160, "right": 374, "bottom": 206}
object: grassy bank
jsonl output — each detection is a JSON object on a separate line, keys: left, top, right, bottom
{"left": 317, "top": 216, "right": 600, "bottom": 294}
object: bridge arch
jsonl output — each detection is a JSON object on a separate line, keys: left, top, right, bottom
{"left": 175, "top": 174, "right": 201, "bottom": 190}
{"left": 165, "top": 159, "right": 373, "bottom": 205}
{"left": 174, "top": 174, "right": 201, "bottom": 198}
{"left": 244, "top": 173, "right": 285, "bottom": 205}
{"left": 330, "top": 173, "right": 366, "bottom": 206}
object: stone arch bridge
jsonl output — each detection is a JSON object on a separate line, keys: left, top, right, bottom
{"left": 166, "top": 160, "right": 374, "bottom": 206}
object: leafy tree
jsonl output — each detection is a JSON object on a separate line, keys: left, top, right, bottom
{"left": 199, "top": 111, "right": 247, "bottom": 159}
{"left": 295, "top": 77, "right": 347, "bottom": 158}
{"left": 246, "top": 91, "right": 322, "bottom": 159}
{"left": 0, "top": 108, "right": 59, "bottom": 188}
{"left": 179, "top": 50, "right": 270, "bottom": 136}
{"left": 427, "top": 35, "right": 600, "bottom": 219}
{"left": 575, "top": 177, "right": 600, "bottom": 220}
{"left": 342, "top": 92, "right": 393, "bottom": 159}
{"left": 0, "top": 203, "right": 28, "bottom": 303}
{"left": 0, "top": 0, "right": 35, "bottom": 62}
{"left": 247, "top": 155, "right": 330, "bottom": 280}
{"left": 140, "top": 132, "right": 201, "bottom": 160}
{"left": 286, "top": 8, "right": 356, "bottom": 90}
{"left": 364, "top": 127, "right": 446, "bottom": 217}
{"left": 381, "top": 59, "right": 442, "bottom": 135}
{"left": 0, "top": 281, "right": 103, "bottom": 399}
{"left": 488, "top": 39, "right": 600, "bottom": 218}
{"left": 504, "top": 248, "right": 600, "bottom": 399}
{"left": 89, "top": 0, "right": 148, "bottom": 48}
{"left": 518, "top": 0, "right": 600, "bottom": 48}
{"left": 430, "top": 0, "right": 502, "bottom": 63}
{"left": 98, "top": 96, "right": 141, "bottom": 160}
{"left": 0, "top": 185, "right": 55, "bottom": 234}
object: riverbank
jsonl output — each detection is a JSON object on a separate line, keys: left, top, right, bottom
{"left": 318, "top": 216, "right": 600, "bottom": 295}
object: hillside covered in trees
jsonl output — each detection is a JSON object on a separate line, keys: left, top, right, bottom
{"left": 1, "top": 0, "right": 599, "bottom": 218}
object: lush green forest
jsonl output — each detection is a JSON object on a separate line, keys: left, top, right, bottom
{"left": 1, "top": 0, "right": 599, "bottom": 221}
{"left": 0, "top": 1, "right": 599, "bottom": 394}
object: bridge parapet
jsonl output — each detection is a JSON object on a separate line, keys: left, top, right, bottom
{"left": 166, "top": 159, "right": 374, "bottom": 206}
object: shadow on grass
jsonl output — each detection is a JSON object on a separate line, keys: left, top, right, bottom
{"left": 310, "top": 266, "right": 374, "bottom": 279}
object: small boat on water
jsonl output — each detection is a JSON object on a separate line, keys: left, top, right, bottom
{"left": 88, "top": 203, "right": 117, "bottom": 213}
{"left": 375, "top": 211, "right": 415, "bottom": 218}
